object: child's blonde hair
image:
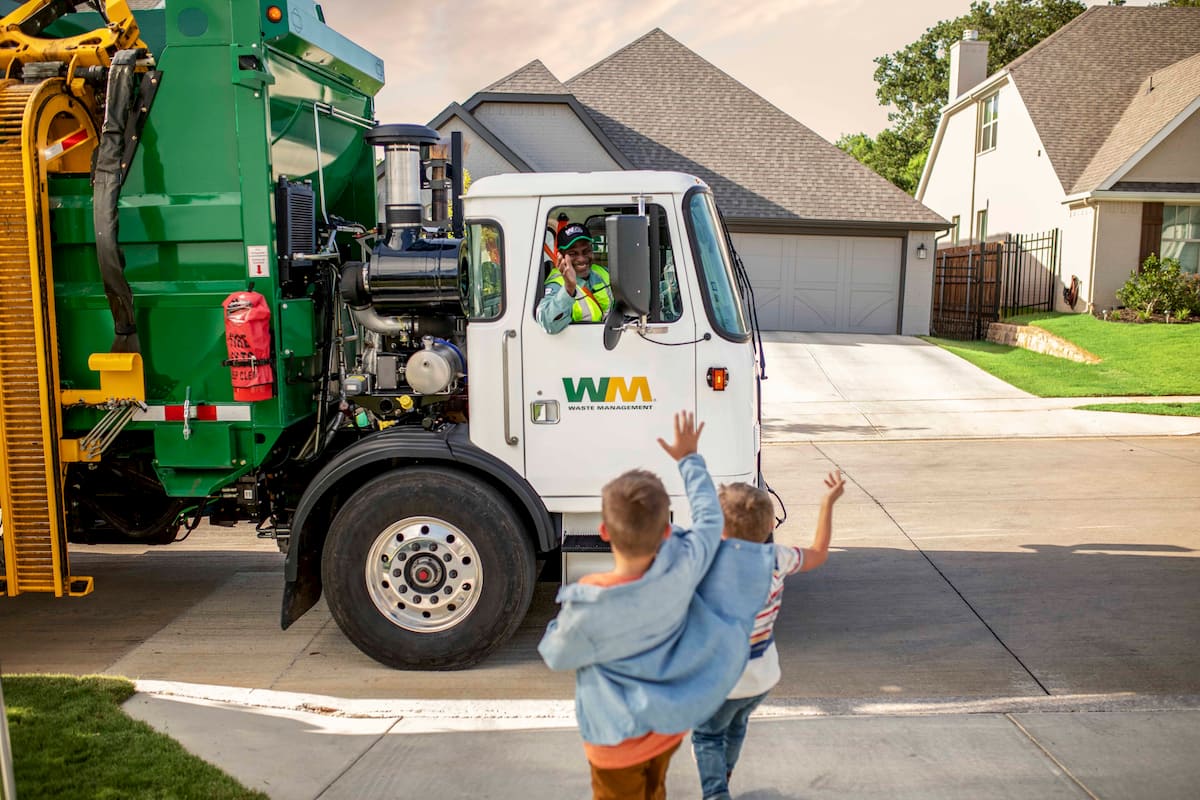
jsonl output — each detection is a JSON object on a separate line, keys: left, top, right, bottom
{"left": 601, "top": 469, "right": 670, "bottom": 557}
{"left": 719, "top": 483, "right": 774, "bottom": 543}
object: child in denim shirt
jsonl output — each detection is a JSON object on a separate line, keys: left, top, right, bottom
{"left": 539, "top": 412, "right": 775, "bottom": 800}
{"left": 691, "top": 472, "right": 845, "bottom": 800}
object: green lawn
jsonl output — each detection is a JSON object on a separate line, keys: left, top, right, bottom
{"left": 1077, "top": 402, "right": 1200, "bottom": 417}
{"left": 2, "top": 675, "right": 266, "bottom": 800}
{"left": 926, "top": 312, "right": 1200, "bottom": 397}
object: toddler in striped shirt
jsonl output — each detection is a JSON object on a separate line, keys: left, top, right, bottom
{"left": 690, "top": 471, "right": 845, "bottom": 800}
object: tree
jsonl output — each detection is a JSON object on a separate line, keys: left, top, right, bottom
{"left": 840, "top": 1, "right": 1086, "bottom": 194}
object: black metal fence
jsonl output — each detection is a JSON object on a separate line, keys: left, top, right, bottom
{"left": 931, "top": 229, "right": 1060, "bottom": 340}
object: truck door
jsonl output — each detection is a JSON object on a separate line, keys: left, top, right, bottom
{"left": 520, "top": 200, "right": 697, "bottom": 500}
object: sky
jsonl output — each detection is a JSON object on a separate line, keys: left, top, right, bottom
{"left": 323, "top": 0, "right": 1150, "bottom": 145}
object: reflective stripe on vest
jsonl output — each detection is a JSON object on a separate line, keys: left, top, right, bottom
{"left": 546, "top": 266, "right": 611, "bottom": 322}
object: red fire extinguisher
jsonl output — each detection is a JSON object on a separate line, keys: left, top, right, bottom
{"left": 222, "top": 291, "right": 274, "bottom": 401}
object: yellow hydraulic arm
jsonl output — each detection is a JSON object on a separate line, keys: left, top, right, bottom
{"left": 0, "top": 0, "right": 148, "bottom": 597}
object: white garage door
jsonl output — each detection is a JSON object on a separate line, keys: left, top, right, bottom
{"left": 732, "top": 233, "right": 902, "bottom": 333}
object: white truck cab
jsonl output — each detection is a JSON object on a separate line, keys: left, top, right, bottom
{"left": 463, "top": 172, "right": 761, "bottom": 581}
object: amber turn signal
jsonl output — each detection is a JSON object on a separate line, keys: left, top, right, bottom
{"left": 266, "top": 5, "right": 283, "bottom": 23}
{"left": 706, "top": 367, "right": 728, "bottom": 391}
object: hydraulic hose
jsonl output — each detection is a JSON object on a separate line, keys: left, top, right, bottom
{"left": 92, "top": 49, "right": 141, "bottom": 353}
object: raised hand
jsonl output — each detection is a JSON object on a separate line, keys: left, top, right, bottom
{"left": 657, "top": 411, "right": 704, "bottom": 461}
{"left": 823, "top": 470, "right": 845, "bottom": 503}
{"left": 558, "top": 252, "right": 578, "bottom": 295}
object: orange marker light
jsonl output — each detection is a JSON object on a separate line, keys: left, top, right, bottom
{"left": 266, "top": 5, "right": 283, "bottom": 23}
{"left": 706, "top": 367, "right": 728, "bottom": 392}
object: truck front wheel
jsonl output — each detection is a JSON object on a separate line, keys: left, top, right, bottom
{"left": 321, "top": 467, "right": 536, "bottom": 669}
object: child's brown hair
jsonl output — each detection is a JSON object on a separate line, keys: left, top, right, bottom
{"left": 719, "top": 483, "right": 774, "bottom": 543}
{"left": 601, "top": 469, "right": 670, "bottom": 557}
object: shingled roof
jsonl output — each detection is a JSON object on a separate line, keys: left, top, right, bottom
{"left": 1074, "top": 51, "right": 1200, "bottom": 194}
{"left": 1006, "top": 6, "right": 1200, "bottom": 195}
{"left": 564, "top": 29, "right": 945, "bottom": 228}
{"left": 484, "top": 59, "right": 569, "bottom": 95}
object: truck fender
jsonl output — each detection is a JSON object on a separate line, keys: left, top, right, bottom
{"left": 281, "top": 424, "right": 553, "bottom": 629}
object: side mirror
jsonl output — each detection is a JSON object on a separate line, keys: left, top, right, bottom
{"left": 603, "top": 215, "right": 650, "bottom": 350}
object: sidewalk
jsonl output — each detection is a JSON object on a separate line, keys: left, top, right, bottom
{"left": 125, "top": 683, "right": 1200, "bottom": 799}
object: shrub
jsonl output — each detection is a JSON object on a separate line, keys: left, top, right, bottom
{"left": 1116, "top": 254, "right": 1200, "bottom": 319}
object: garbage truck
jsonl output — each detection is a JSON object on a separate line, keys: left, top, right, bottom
{"left": 0, "top": 0, "right": 767, "bottom": 669}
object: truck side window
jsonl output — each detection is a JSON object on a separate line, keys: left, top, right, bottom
{"left": 463, "top": 221, "right": 503, "bottom": 320}
{"left": 541, "top": 204, "right": 682, "bottom": 325}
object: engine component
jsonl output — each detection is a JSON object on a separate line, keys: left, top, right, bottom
{"left": 340, "top": 237, "right": 466, "bottom": 320}
{"left": 405, "top": 336, "right": 465, "bottom": 395}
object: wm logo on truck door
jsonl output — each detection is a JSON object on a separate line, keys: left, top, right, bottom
{"left": 562, "top": 376, "right": 653, "bottom": 407}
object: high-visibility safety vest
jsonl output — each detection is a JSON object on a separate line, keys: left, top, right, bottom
{"left": 546, "top": 265, "right": 612, "bottom": 322}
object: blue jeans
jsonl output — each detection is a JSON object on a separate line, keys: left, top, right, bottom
{"left": 690, "top": 691, "right": 769, "bottom": 800}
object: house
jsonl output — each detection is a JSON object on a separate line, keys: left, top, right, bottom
{"left": 918, "top": 6, "right": 1200, "bottom": 313}
{"left": 429, "top": 30, "right": 948, "bottom": 335}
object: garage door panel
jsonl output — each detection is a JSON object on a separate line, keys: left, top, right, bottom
{"left": 848, "top": 291, "right": 899, "bottom": 333}
{"left": 792, "top": 288, "right": 837, "bottom": 330}
{"left": 753, "top": 290, "right": 786, "bottom": 330}
{"left": 733, "top": 233, "right": 901, "bottom": 333}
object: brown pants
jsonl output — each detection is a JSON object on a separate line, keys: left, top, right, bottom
{"left": 589, "top": 742, "right": 681, "bottom": 800}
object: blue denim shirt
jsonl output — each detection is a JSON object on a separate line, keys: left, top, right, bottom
{"left": 538, "top": 453, "right": 775, "bottom": 745}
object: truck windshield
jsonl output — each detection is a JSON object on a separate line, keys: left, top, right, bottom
{"left": 685, "top": 190, "right": 749, "bottom": 341}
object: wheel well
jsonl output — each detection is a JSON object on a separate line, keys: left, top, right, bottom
{"left": 292, "top": 458, "right": 550, "bottom": 603}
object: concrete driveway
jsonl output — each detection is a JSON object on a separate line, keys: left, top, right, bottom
{"left": 760, "top": 332, "right": 1200, "bottom": 442}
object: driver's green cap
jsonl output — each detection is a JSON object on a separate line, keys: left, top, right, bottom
{"left": 557, "top": 222, "right": 593, "bottom": 251}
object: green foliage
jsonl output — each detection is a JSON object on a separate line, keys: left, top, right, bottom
{"left": 846, "top": 1, "right": 1086, "bottom": 194}
{"left": 1116, "top": 254, "right": 1200, "bottom": 319}
{"left": 3, "top": 675, "right": 267, "bottom": 800}
{"left": 836, "top": 129, "right": 927, "bottom": 194}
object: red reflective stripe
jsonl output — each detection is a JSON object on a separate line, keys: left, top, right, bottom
{"left": 195, "top": 405, "right": 218, "bottom": 421}
{"left": 164, "top": 406, "right": 185, "bottom": 421}
{"left": 61, "top": 129, "right": 88, "bottom": 151}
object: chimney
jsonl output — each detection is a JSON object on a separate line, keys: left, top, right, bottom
{"left": 948, "top": 30, "right": 989, "bottom": 103}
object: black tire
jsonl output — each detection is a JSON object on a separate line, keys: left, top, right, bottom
{"left": 322, "top": 466, "right": 536, "bottom": 669}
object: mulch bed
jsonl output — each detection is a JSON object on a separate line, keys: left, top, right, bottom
{"left": 1094, "top": 308, "right": 1200, "bottom": 324}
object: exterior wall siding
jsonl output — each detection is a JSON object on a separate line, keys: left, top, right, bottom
{"left": 1122, "top": 110, "right": 1200, "bottom": 184}
{"left": 923, "top": 81, "right": 1068, "bottom": 243}
{"left": 1060, "top": 203, "right": 1096, "bottom": 312}
{"left": 437, "top": 117, "right": 519, "bottom": 182}
{"left": 902, "top": 231, "right": 935, "bottom": 335}
{"left": 473, "top": 102, "right": 621, "bottom": 172}
{"left": 1092, "top": 201, "right": 1143, "bottom": 311}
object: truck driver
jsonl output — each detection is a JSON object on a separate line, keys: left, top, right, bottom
{"left": 536, "top": 221, "right": 613, "bottom": 334}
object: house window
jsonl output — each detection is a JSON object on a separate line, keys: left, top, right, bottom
{"left": 1161, "top": 205, "right": 1199, "bottom": 274}
{"left": 951, "top": 215, "right": 961, "bottom": 246}
{"left": 978, "top": 93, "right": 999, "bottom": 153}
{"left": 976, "top": 209, "right": 988, "bottom": 243}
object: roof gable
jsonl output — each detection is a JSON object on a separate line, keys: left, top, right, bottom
{"left": 484, "top": 59, "right": 568, "bottom": 94}
{"left": 1074, "top": 52, "right": 1200, "bottom": 194}
{"left": 564, "top": 29, "right": 944, "bottom": 227}
{"left": 1007, "top": 7, "right": 1200, "bottom": 194}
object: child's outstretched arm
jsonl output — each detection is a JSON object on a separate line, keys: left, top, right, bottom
{"left": 800, "top": 471, "right": 845, "bottom": 572}
{"left": 657, "top": 411, "right": 723, "bottom": 565}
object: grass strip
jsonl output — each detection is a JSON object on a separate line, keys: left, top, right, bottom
{"left": 1076, "top": 402, "right": 1200, "bottom": 417}
{"left": 2, "top": 674, "right": 267, "bottom": 800}
{"left": 926, "top": 312, "right": 1200, "bottom": 397}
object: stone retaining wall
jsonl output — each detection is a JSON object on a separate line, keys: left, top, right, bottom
{"left": 986, "top": 322, "right": 1101, "bottom": 364}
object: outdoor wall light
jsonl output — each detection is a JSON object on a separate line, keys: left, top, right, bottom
{"left": 916, "top": 242, "right": 928, "bottom": 259}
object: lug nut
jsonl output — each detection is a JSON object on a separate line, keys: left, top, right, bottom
{"left": 443, "top": 586, "right": 453, "bottom": 595}
{"left": 449, "top": 570, "right": 458, "bottom": 579}
{"left": 393, "top": 569, "right": 402, "bottom": 577}
{"left": 398, "top": 585, "right": 408, "bottom": 594}
{"left": 412, "top": 595, "right": 422, "bottom": 604}
{"left": 443, "top": 553, "right": 452, "bottom": 562}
